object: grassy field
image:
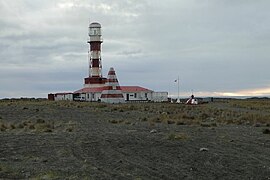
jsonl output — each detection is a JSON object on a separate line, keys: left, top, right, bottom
{"left": 0, "top": 98, "right": 270, "bottom": 179}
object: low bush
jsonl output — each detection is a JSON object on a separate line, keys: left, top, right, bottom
{"left": 176, "top": 121, "right": 186, "bottom": 125}
{"left": 9, "top": 123, "right": 16, "bottom": 129}
{"left": 167, "top": 132, "right": 188, "bottom": 140}
{"left": 139, "top": 117, "right": 148, "bottom": 122}
{"left": 66, "top": 127, "right": 73, "bottom": 132}
{"left": 108, "top": 119, "right": 124, "bottom": 124}
{"left": 167, "top": 120, "right": 175, "bottom": 124}
{"left": 262, "top": 129, "right": 270, "bottom": 134}
{"left": 36, "top": 119, "right": 45, "bottom": 124}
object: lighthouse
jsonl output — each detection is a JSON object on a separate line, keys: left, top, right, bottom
{"left": 50, "top": 22, "right": 169, "bottom": 103}
{"left": 84, "top": 22, "right": 106, "bottom": 88}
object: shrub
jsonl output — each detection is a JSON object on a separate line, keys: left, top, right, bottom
{"left": 35, "top": 122, "right": 53, "bottom": 132}
{"left": 140, "top": 117, "right": 148, "bottom": 122}
{"left": 167, "top": 120, "right": 175, "bottom": 124}
{"left": 23, "top": 121, "right": 30, "bottom": 126}
{"left": 96, "top": 104, "right": 107, "bottom": 108}
{"left": 176, "top": 121, "right": 185, "bottom": 125}
{"left": 150, "top": 117, "right": 161, "bottom": 123}
{"left": 43, "top": 128, "right": 53, "bottom": 133}
{"left": 16, "top": 123, "right": 24, "bottom": 129}
{"left": 167, "top": 132, "right": 188, "bottom": 140}
{"left": 66, "top": 127, "right": 73, "bottom": 132}
{"left": 9, "top": 123, "right": 16, "bottom": 129}
{"left": 1, "top": 123, "right": 7, "bottom": 129}
{"left": 108, "top": 119, "right": 124, "bottom": 124}
{"left": 109, "top": 119, "right": 118, "bottom": 124}
{"left": 200, "top": 113, "right": 209, "bottom": 120}
{"left": 182, "top": 114, "right": 195, "bottom": 120}
{"left": 29, "top": 124, "right": 35, "bottom": 129}
{"left": 262, "top": 129, "right": 270, "bottom": 134}
{"left": 200, "top": 122, "right": 217, "bottom": 127}
{"left": 36, "top": 119, "right": 45, "bottom": 124}
{"left": 0, "top": 123, "right": 7, "bottom": 131}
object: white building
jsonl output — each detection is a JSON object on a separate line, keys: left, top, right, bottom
{"left": 54, "top": 93, "right": 73, "bottom": 101}
{"left": 73, "top": 86, "right": 168, "bottom": 102}
{"left": 152, "top": 92, "right": 169, "bottom": 102}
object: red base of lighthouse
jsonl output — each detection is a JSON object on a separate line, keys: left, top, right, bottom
{"left": 84, "top": 77, "right": 107, "bottom": 87}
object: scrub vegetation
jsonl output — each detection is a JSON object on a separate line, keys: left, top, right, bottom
{"left": 0, "top": 98, "right": 270, "bottom": 179}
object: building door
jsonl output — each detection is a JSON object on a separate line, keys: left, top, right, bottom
{"left": 126, "top": 94, "right": 129, "bottom": 101}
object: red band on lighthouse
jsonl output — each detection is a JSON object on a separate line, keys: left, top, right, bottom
{"left": 88, "top": 22, "right": 102, "bottom": 78}
{"left": 101, "top": 67, "right": 125, "bottom": 103}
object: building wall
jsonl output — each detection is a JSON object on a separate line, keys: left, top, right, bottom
{"left": 55, "top": 94, "right": 73, "bottom": 101}
{"left": 152, "top": 92, "right": 168, "bottom": 102}
{"left": 48, "top": 94, "right": 55, "bottom": 101}
{"left": 85, "top": 92, "right": 102, "bottom": 101}
{"left": 53, "top": 91, "right": 168, "bottom": 102}
{"left": 123, "top": 91, "right": 152, "bottom": 101}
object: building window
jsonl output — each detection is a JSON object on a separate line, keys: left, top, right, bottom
{"left": 145, "top": 93, "right": 148, "bottom": 98}
{"left": 134, "top": 93, "right": 137, "bottom": 98}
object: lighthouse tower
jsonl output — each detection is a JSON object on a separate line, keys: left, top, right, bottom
{"left": 101, "top": 67, "right": 125, "bottom": 103}
{"left": 84, "top": 22, "right": 106, "bottom": 88}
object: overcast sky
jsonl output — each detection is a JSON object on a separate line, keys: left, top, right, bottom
{"left": 1, "top": 0, "right": 270, "bottom": 98}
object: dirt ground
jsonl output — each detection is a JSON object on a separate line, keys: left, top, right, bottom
{"left": 0, "top": 99, "right": 270, "bottom": 179}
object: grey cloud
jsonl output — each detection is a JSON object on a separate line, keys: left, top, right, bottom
{"left": 1, "top": 0, "right": 270, "bottom": 98}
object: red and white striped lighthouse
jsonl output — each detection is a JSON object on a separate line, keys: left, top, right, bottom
{"left": 101, "top": 67, "right": 125, "bottom": 103}
{"left": 84, "top": 22, "right": 106, "bottom": 87}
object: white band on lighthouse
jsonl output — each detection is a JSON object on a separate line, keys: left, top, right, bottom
{"left": 88, "top": 22, "right": 102, "bottom": 78}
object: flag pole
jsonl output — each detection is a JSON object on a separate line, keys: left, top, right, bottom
{"left": 177, "top": 76, "right": 180, "bottom": 103}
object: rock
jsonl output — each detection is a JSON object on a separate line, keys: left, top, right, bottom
{"left": 199, "top": 148, "right": 209, "bottom": 152}
{"left": 150, "top": 129, "right": 157, "bottom": 133}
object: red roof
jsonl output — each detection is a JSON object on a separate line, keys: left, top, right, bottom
{"left": 55, "top": 92, "right": 73, "bottom": 95}
{"left": 120, "top": 86, "right": 152, "bottom": 92}
{"left": 74, "top": 86, "right": 152, "bottom": 94}
{"left": 74, "top": 87, "right": 104, "bottom": 93}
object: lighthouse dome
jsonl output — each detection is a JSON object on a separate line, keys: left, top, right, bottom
{"left": 89, "top": 22, "right": 101, "bottom": 28}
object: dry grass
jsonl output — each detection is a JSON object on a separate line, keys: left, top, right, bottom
{"left": 167, "top": 132, "right": 189, "bottom": 140}
{"left": 0, "top": 118, "right": 76, "bottom": 133}
{"left": 1, "top": 99, "right": 270, "bottom": 129}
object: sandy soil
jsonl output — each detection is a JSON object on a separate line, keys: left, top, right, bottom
{"left": 0, "top": 100, "right": 270, "bottom": 179}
